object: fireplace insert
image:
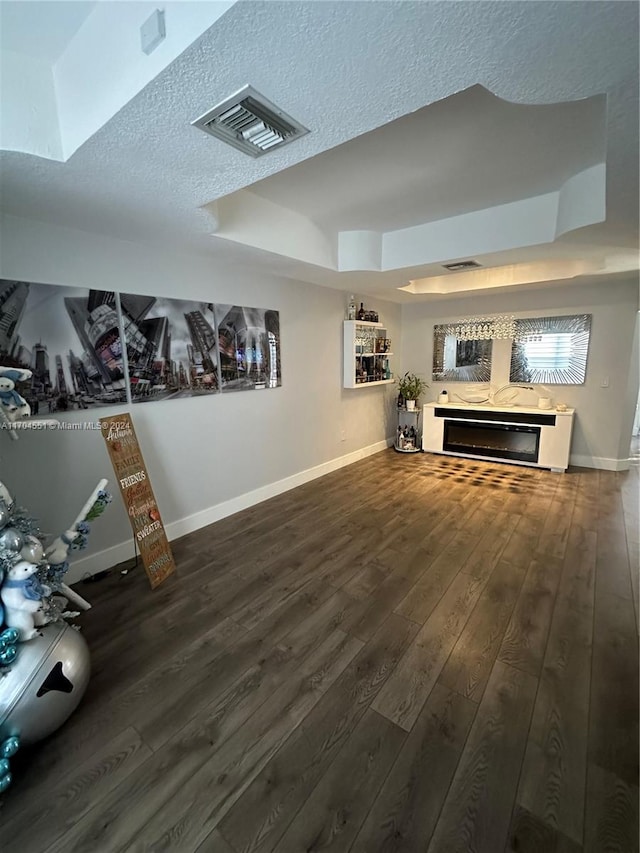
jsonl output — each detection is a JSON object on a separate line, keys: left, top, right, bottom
{"left": 443, "top": 419, "right": 540, "bottom": 463}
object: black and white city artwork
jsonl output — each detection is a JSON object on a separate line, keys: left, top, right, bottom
{"left": 0, "top": 280, "right": 127, "bottom": 413}
{"left": 0, "top": 279, "right": 282, "bottom": 414}
{"left": 215, "top": 304, "right": 281, "bottom": 392}
{"left": 124, "top": 296, "right": 219, "bottom": 403}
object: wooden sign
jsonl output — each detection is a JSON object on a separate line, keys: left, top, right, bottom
{"left": 99, "top": 412, "right": 175, "bottom": 589}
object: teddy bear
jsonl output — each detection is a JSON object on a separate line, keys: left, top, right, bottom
{"left": 0, "top": 367, "right": 32, "bottom": 423}
{"left": 0, "top": 560, "right": 46, "bottom": 641}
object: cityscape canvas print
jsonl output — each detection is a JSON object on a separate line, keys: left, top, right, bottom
{"left": 124, "top": 296, "right": 219, "bottom": 403}
{"left": 0, "top": 279, "right": 281, "bottom": 413}
{"left": 0, "top": 280, "right": 127, "bottom": 413}
{"left": 215, "top": 304, "right": 281, "bottom": 392}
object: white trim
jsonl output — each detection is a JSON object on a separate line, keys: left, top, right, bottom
{"left": 569, "top": 453, "right": 630, "bottom": 471}
{"left": 65, "top": 438, "right": 393, "bottom": 584}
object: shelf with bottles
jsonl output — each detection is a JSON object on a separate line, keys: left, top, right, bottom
{"left": 347, "top": 296, "right": 380, "bottom": 324}
{"left": 344, "top": 320, "right": 394, "bottom": 388}
{"left": 395, "top": 407, "right": 422, "bottom": 453}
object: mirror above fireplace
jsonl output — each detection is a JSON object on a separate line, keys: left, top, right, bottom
{"left": 509, "top": 314, "right": 592, "bottom": 385}
{"left": 432, "top": 324, "right": 493, "bottom": 382}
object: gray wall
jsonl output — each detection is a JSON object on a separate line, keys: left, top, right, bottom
{"left": 400, "top": 277, "right": 639, "bottom": 469}
{"left": 0, "top": 214, "right": 400, "bottom": 579}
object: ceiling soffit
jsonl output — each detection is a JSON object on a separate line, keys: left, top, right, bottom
{"left": 210, "top": 88, "right": 610, "bottom": 288}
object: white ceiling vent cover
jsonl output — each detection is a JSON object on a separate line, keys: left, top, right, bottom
{"left": 192, "top": 85, "right": 309, "bottom": 157}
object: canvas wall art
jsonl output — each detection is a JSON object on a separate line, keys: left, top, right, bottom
{"left": 0, "top": 279, "right": 281, "bottom": 413}
{"left": 0, "top": 279, "right": 127, "bottom": 413}
{"left": 215, "top": 304, "right": 281, "bottom": 391}
{"left": 123, "top": 296, "right": 219, "bottom": 403}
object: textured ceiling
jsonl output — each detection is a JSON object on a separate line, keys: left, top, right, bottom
{"left": 0, "top": 1, "right": 638, "bottom": 301}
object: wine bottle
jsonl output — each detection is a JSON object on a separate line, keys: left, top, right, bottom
{"left": 347, "top": 295, "right": 356, "bottom": 320}
{"left": 357, "top": 303, "right": 365, "bottom": 321}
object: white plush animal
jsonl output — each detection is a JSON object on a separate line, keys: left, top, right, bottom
{"left": 0, "top": 367, "right": 32, "bottom": 423}
{"left": 0, "top": 561, "right": 45, "bottom": 641}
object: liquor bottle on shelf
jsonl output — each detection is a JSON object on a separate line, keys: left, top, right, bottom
{"left": 357, "top": 303, "right": 366, "bottom": 320}
{"left": 347, "top": 295, "right": 356, "bottom": 320}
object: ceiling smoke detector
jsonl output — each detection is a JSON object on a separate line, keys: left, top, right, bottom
{"left": 192, "top": 85, "right": 309, "bottom": 157}
{"left": 442, "top": 260, "right": 482, "bottom": 271}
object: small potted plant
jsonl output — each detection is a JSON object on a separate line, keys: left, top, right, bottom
{"left": 397, "top": 372, "right": 429, "bottom": 410}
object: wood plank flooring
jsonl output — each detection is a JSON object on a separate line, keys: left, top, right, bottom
{"left": 0, "top": 450, "right": 637, "bottom": 852}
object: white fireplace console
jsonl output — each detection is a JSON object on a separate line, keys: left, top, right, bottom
{"left": 422, "top": 402, "right": 575, "bottom": 472}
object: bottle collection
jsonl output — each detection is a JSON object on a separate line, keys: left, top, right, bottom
{"left": 374, "top": 337, "right": 391, "bottom": 353}
{"left": 355, "top": 356, "right": 391, "bottom": 384}
{"left": 347, "top": 296, "right": 379, "bottom": 323}
{"left": 357, "top": 303, "right": 379, "bottom": 322}
{"left": 396, "top": 424, "right": 418, "bottom": 451}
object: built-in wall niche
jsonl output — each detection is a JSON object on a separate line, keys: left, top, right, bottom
{"left": 509, "top": 314, "right": 592, "bottom": 385}
{"left": 432, "top": 324, "right": 492, "bottom": 382}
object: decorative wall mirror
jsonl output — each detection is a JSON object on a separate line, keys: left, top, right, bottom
{"left": 433, "top": 323, "right": 493, "bottom": 382}
{"left": 509, "top": 314, "right": 592, "bottom": 384}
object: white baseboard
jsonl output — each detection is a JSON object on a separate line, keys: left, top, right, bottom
{"left": 570, "top": 453, "right": 630, "bottom": 471}
{"left": 66, "top": 438, "right": 393, "bottom": 584}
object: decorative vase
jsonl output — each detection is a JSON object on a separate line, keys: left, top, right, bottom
{"left": 406, "top": 400, "right": 416, "bottom": 411}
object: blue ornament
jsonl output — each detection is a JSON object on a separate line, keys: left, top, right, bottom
{"left": 0, "top": 758, "right": 8, "bottom": 775}
{"left": 0, "top": 772, "right": 12, "bottom": 793}
{"left": 1, "top": 737, "right": 20, "bottom": 758}
{"left": 0, "top": 628, "right": 19, "bottom": 648}
{"left": 0, "top": 645, "right": 17, "bottom": 665}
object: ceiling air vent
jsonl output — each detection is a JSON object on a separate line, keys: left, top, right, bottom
{"left": 191, "top": 85, "right": 309, "bottom": 158}
{"left": 442, "top": 260, "right": 482, "bottom": 272}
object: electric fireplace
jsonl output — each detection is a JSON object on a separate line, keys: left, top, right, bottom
{"left": 443, "top": 420, "right": 540, "bottom": 463}
{"left": 421, "top": 402, "right": 575, "bottom": 471}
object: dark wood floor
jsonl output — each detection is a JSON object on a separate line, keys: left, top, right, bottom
{"left": 0, "top": 449, "right": 638, "bottom": 852}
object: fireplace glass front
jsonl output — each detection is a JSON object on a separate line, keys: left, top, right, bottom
{"left": 443, "top": 420, "right": 540, "bottom": 463}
